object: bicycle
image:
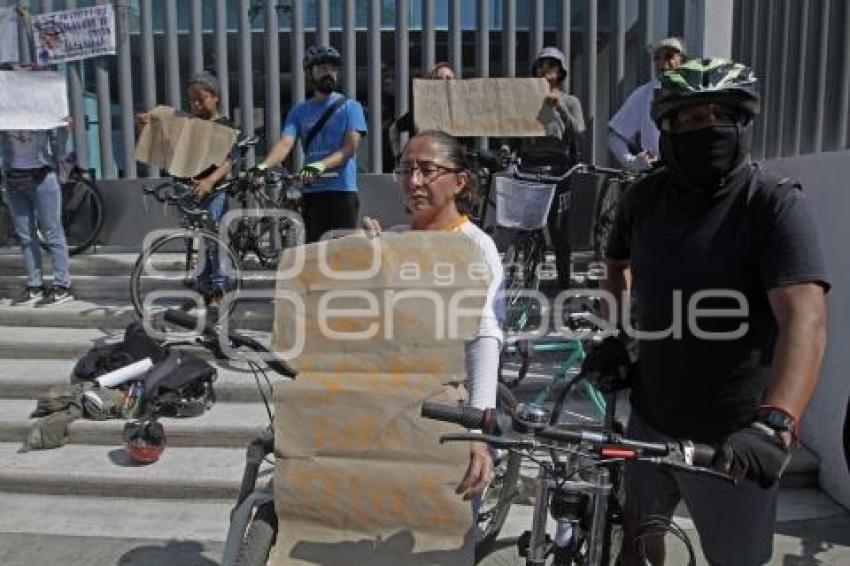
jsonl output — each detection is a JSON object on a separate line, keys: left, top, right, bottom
{"left": 227, "top": 166, "right": 304, "bottom": 269}
{"left": 0, "top": 162, "right": 104, "bottom": 256}
{"left": 226, "top": 136, "right": 304, "bottom": 269}
{"left": 131, "top": 180, "right": 242, "bottom": 320}
{"left": 154, "top": 309, "right": 296, "bottom": 566}
{"left": 421, "top": 398, "right": 732, "bottom": 566}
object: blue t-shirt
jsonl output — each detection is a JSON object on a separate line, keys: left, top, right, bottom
{"left": 282, "top": 93, "right": 367, "bottom": 193}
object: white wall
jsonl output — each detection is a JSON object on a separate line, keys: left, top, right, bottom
{"left": 764, "top": 150, "right": 850, "bottom": 509}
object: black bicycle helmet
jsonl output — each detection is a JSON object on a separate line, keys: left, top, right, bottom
{"left": 652, "top": 58, "right": 760, "bottom": 125}
{"left": 303, "top": 45, "right": 342, "bottom": 71}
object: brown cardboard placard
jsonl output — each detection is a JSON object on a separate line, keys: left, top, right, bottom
{"left": 271, "top": 232, "right": 492, "bottom": 565}
{"left": 413, "top": 77, "right": 551, "bottom": 137}
{"left": 134, "top": 105, "right": 239, "bottom": 178}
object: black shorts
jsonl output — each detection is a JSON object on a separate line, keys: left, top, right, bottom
{"left": 301, "top": 191, "right": 360, "bottom": 244}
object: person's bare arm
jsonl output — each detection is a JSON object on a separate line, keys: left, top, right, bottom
{"left": 258, "top": 134, "right": 296, "bottom": 169}
{"left": 764, "top": 283, "right": 827, "bottom": 423}
{"left": 601, "top": 259, "right": 630, "bottom": 329}
{"left": 313, "top": 130, "right": 361, "bottom": 171}
{"left": 193, "top": 161, "right": 232, "bottom": 197}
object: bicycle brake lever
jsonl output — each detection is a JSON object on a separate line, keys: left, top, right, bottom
{"left": 643, "top": 457, "right": 737, "bottom": 485}
{"left": 439, "top": 433, "right": 532, "bottom": 450}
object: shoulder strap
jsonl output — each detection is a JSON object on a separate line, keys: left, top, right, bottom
{"left": 303, "top": 96, "right": 347, "bottom": 154}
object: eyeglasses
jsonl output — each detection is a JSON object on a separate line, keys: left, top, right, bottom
{"left": 393, "top": 162, "right": 460, "bottom": 182}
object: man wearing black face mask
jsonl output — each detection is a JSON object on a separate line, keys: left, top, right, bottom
{"left": 588, "top": 59, "right": 830, "bottom": 564}
{"left": 258, "top": 45, "right": 367, "bottom": 243}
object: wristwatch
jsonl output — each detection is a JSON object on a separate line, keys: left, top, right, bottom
{"left": 756, "top": 406, "right": 796, "bottom": 435}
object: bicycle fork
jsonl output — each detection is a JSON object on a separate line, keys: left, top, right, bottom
{"left": 526, "top": 466, "right": 612, "bottom": 566}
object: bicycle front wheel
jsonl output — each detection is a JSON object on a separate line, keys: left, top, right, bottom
{"left": 130, "top": 230, "right": 241, "bottom": 319}
{"left": 234, "top": 501, "right": 277, "bottom": 566}
{"left": 39, "top": 176, "right": 104, "bottom": 255}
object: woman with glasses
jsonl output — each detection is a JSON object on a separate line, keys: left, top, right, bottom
{"left": 363, "top": 130, "right": 505, "bottom": 502}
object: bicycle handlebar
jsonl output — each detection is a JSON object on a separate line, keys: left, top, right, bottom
{"left": 421, "top": 401, "right": 718, "bottom": 471}
{"left": 509, "top": 162, "right": 638, "bottom": 185}
{"left": 162, "top": 309, "right": 297, "bottom": 378}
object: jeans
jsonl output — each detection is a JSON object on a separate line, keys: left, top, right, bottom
{"left": 196, "top": 190, "right": 229, "bottom": 295}
{"left": 3, "top": 170, "right": 71, "bottom": 288}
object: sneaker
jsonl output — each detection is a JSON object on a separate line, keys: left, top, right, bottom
{"left": 35, "top": 286, "right": 74, "bottom": 307}
{"left": 11, "top": 286, "right": 46, "bottom": 306}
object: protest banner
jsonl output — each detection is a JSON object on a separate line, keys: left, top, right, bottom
{"left": 134, "top": 106, "right": 239, "bottom": 178}
{"left": 413, "top": 77, "right": 552, "bottom": 137}
{"left": 0, "top": 70, "right": 68, "bottom": 130}
{"left": 32, "top": 5, "right": 115, "bottom": 65}
{"left": 270, "top": 232, "right": 492, "bottom": 565}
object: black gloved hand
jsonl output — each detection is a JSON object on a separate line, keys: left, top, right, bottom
{"left": 580, "top": 335, "right": 632, "bottom": 393}
{"left": 715, "top": 425, "right": 791, "bottom": 488}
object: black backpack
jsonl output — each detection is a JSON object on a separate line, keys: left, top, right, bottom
{"left": 72, "top": 322, "right": 166, "bottom": 382}
{"left": 140, "top": 350, "right": 217, "bottom": 418}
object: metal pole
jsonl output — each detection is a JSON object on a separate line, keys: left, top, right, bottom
{"left": 237, "top": 0, "right": 254, "bottom": 164}
{"left": 423, "top": 0, "right": 435, "bottom": 73}
{"left": 583, "top": 0, "right": 597, "bottom": 163}
{"left": 190, "top": 0, "right": 203, "bottom": 75}
{"left": 638, "top": 0, "right": 653, "bottom": 83}
{"left": 611, "top": 0, "right": 626, "bottom": 111}
{"left": 668, "top": 0, "right": 686, "bottom": 37}
{"left": 342, "top": 0, "right": 356, "bottom": 98}
{"left": 64, "top": 0, "right": 88, "bottom": 173}
{"left": 502, "top": 0, "right": 516, "bottom": 77}
{"left": 214, "top": 0, "right": 230, "bottom": 116}
{"left": 17, "top": 0, "right": 31, "bottom": 65}
{"left": 368, "top": 0, "right": 381, "bottom": 173}
{"left": 291, "top": 0, "right": 305, "bottom": 169}
{"left": 115, "top": 0, "right": 135, "bottom": 178}
{"left": 317, "top": 0, "right": 329, "bottom": 46}
{"left": 477, "top": 0, "right": 489, "bottom": 150}
{"left": 449, "top": 0, "right": 462, "bottom": 77}
{"left": 95, "top": 58, "right": 113, "bottom": 178}
{"left": 531, "top": 0, "right": 544, "bottom": 57}
{"left": 812, "top": 0, "right": 829, "bottom": 153}
{"left": 265, "top": 0, "right": 280, "bottom": 149}
{"left": 163, "top": 0, "right": 180, "bottom": 109}
{"left": 838, "top": 0, "right": 850, "bottom": 149}
{"left": 760, "top": 0, "right": 773, "bottom": 159}
{"left": 396, "top": 0, "right": 409, "bottom": 159}
{"left": 793, "top": 0, "right": 808, "bottom": 156}
{"left": 558, "top": 0, "right": 572, "bottom": 66}
{"left": 93, "top": 1, "right": 113, "bottom": 178}
{"left": 396, "top": 0, "right": 410, "bottom": 115}
{"left": 775, "top": 0, "right": 790, "bottom": 156}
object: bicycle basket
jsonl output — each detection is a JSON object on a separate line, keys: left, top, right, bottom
{"left": 493, "top": 174, "right": 556, "bottom": 230}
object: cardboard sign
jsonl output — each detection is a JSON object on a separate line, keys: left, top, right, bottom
{"left": 32, "top": 5, "right": 116, "bottom": 65}
{"left": 271, "top": 232, "right": 493, "bottom": 565}
{"left": 134, "top": 106, "right": 239, "bottom": 178}
{"left": 413, "top": 77, "right": 551, "bottom": 137}
{"left": 0, "top": 70, "right": 68, "bottom": 130}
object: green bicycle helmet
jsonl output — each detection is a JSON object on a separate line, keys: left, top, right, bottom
{"left": 652, "top": 58, "right": 760, "bottom": 125}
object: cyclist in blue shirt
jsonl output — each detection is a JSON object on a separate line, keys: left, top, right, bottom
{"left": 257, "top": 45, "right": 367, "bottom": 243}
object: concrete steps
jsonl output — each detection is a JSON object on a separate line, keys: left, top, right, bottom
{"left": 0, "top": 274, "right": 281, "bottom": 302}
{"left": 0, "top": 399, "right": 270, "bottom": 448}
{"left": 0, "top": 325, "right": 276, "bottom": 360}
{"left": 0, "top": 359, "right": 281, "bottom": 403}
{"left": 0, "top": 299, "right": 275, "bottom": 331}
{"left": 0, "top": 442, "right": 263, "bottom": 500}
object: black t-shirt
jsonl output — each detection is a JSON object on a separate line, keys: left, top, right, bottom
{"left": 606, "top": 163, "right": 829, "bottom": 442}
